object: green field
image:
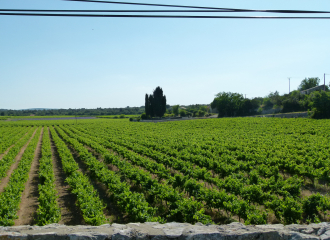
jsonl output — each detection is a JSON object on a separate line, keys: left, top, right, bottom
{"left": 97, "top": 115, "right": 140, "bottom": 118}
{"left": 0, "top": 118, "right": 329, "bottom": 226}
{"left": 0, "top": 115, "right": 139, "bottom": 122}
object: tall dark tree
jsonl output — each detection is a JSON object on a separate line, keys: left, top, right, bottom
{"left": 149, "top": 94, "right": 154, "bottom": 117}
{"left": 145, "top": 86, "right": 167, "bottom": 117}
{"left": 152, "top": 87, "right": 166, "bottom": 117}
{"left": 162, "top": 95, "right": 167, "bottom": 116}
{"left": 145, "top": 94, "right": 150, "bottom": 116}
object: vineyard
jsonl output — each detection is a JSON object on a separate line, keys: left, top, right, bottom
{"left": 0, "top": 118, "right": 330, "bottom": 226}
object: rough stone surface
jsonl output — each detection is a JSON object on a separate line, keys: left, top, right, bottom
{"left": 0, "top": 222, "right": 330, "bottom": 240}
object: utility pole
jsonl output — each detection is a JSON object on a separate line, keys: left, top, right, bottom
{"left": 325, "top": 74, "right": 330, "bottom": 91}
{"left": 325, "top": 74, "right": 328, "bottom": 91}
{"left": 288, "top": 77, "right": 291, "bottom": 94}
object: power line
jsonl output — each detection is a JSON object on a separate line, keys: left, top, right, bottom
{"left": 0, "top": 9, "right": 294, "bottom": 13}
{"left": 63, "top": 0, "right": 330, "bottom": 14}
{"left": 2, "top": 8, "right": 330, "bottom": 14}
{"left": 1, "top": 12, "right": 330, "bottom": 18}
{"left": 0, "top": 9, "right": 228, "bottom": 12}
{"left": 63, "top": 0, "right": 257, "bottom": 11}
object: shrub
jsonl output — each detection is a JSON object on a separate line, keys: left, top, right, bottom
{"left": 310, "top": 91, "right": 330, "bottom": 119}
{"left": 197, "top": 110, "right": 205, "bottom": 117}
{"left": 179, "top": 109, "right": 187, "bottom": 117}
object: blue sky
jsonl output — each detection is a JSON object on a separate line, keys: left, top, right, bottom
{"left": 1, "top": 0, "right": 330, "bottom": 109}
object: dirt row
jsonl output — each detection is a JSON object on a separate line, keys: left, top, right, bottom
{"left": 0, "top": 127, "right": 85, "bottom": 225}
{"left": 54, "top": 127, "right": 330, "bottom": 224}
{"left": 0, "top": 129, "right": 38, "bottom": 194}
{"left": 0, "top": 125, "right": 299, "bottom": 226}
{"left": 15, "top": 128, "right": 43, "bottom": 225}
{"left": 1, "top": 125, "right": 129, "bottom": 226}
{"left": 49, "top": 128, "right": 84, "bottom": 225}
{"left": 54, "top": 128, "right": 234, "bottom": 224}
{"left": 2, "top": 125, "right": 328, "bottom": 226}
{"left": 52, "top": 128, "right": 125, "bottom": 223}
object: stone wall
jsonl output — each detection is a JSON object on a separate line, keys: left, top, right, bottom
{"left": 301, "top": 85, "right": 326, "bottom": 95}
{"left": 1, "top": 222, "right": 330, "bottom": 240}
{"left": 255, "top": 112, "right": 309, "bottom": 118}
{"left": 261, "top": 108, "right": 282, "bottom": 115}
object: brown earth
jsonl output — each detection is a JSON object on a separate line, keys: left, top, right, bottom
{"left": 84, "top": 142, "right": 234, "bottom": 224}
{"left": 0, "top": 128, "right": 38, "bottom": 195}
{"left": 67, "top": 144, "right": 126, "bottom": 223}
{"left": 53, "top": 127, "right": 127, "bottom": 222}
{"left": 49, "top": 127, "right": 84, "bottom": 225}
{"left": 15, "top": 128, "right": 44, "bottom": 225}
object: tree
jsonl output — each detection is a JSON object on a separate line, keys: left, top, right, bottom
{"left": 281, "top": 90, "right": 306, "bottom": 113}
{"left": 162, "top": 95, "right": 167, "bottom": 117}
{"left": 148, "top": 94, "right": 154, "bottom": 117}
{"left": 172, "top": 105, "right": 179, "bottom": 116}
{"left": 196, "top": 110, "right": 205, "bottom": 117}
{"left": 311, "top": 91, "right": 330, "bottom": 119}
{"left": 152, "top": 87, "right": 166, "bottom": 117}
{"left": 240, "top": 99, "right": 254, "bottom": 116}
{"left": 262, "top": 91, "right": 282, "bottom": 110}
{"left": 262, "top": 98, "right": 273, "bottom": 110}
{"left": 179, "top": 109, "right": 187, "bottom": 117}
{"left": 298, "top": 78, "right": 320, "bottom": 91}
{"left": 145, "top": 94, "right": 150, "bottom": 117}
{"left": 145, "top": 86, "right": 167, "bottom": 117}
{"left": 211, "top": 92, "right": 244, "bottom": 117}
{"left": 268, "top": 91, "right": 282, "bottom": 108}
{"left": 199, "top": 106, "right": 207, "bottom": 112}
{"left": 251, "top": 98, "right": 261, "bottom": 110}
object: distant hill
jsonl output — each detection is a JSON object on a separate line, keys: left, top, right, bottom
{"left": 21, "top": 108, "right": 59, "bottom": 110}
{"left": 0, "top": 107, "right": 145, "bottom": 116}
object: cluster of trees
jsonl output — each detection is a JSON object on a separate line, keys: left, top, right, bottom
{"left": 142, "top": 87, "right": 209, "bottom": 118}
{"left": 298, "top": 77, "right": 321, "bottom": 91}
{"left": 168, "top": 104, "right": 208, "bottom": 117}
{"left": 0, "top": 107, "right": 145, "bottom": 117}
{"left": 257, "top": 78, "right": 329, "bottom": 117}
{"left": 212, "top": 77, "right": 330, "bottom": 119}
{"left": 311, "top": 91, "right": 330, "bottom": 118}
{"left": 143, "top": 87, "right": 167, "bottom": 118}
{"left": 3, "top": 78, "right": 329, "bottom": 119}
{"left": 211, "top": 92, "right": 260, "bottom": 117}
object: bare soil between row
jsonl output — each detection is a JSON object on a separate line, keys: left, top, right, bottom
{"left": 15, "top": 128, "right": 44, "bottom": 225}
{"left": 0, "top": 129, "right": 38, "bottom": 195}
{"left": 49, "top": 127, "right": 84, "bottom": 225}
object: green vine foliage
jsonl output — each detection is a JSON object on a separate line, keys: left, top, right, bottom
{"left": 1, "top": 117, "right": 330, "bottom": 225}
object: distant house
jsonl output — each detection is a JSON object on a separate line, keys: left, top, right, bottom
{"left": 300, "top": 85, "right": 325, "bottom": 95}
